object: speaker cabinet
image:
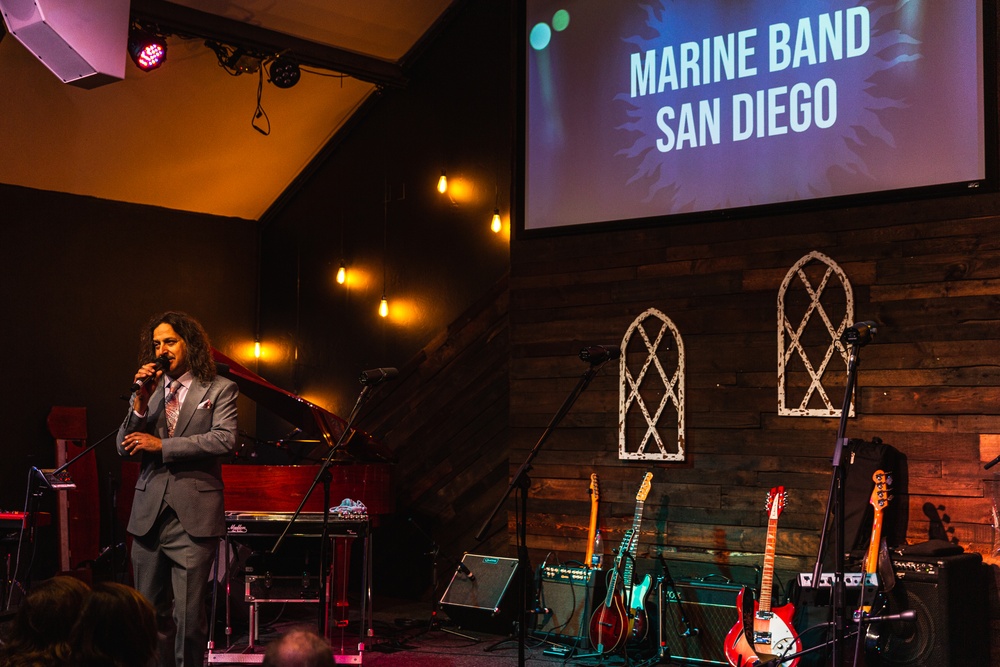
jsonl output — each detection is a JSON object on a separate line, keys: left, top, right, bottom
{"left": 0, "top": 0, "right": 128, "bottom": 87}
{"left": 872, "top": 552, "right": 988, "bottom": 667}
{"left": 440, "top": 554, "right": 519, "bottom": 634}
{"left": 534, "top": 565, "right": 601, "bottom": 642}
{"left": 660, "top": 579, "right": 746, "bottom": 665}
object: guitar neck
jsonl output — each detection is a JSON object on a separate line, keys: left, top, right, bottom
{"left": 864, "top": 512, "right": 884, "bottom": 573}
{"left": 622, "top": 499, "right": 644, "bottom": 583}
{"left": 759, "top": 514, "right": 779, "bottom": 614}
{"left": 585, "top": 493, "right": 599, "bottom": 566}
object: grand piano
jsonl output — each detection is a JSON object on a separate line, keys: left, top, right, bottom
{"left": 207, "top": 350, "right": 394, "bottom": 659}
{"left": 211, "top": 349, "right": 394, "bottom": 520}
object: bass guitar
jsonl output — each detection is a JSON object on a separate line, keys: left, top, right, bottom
{"left": 589, "top": 472, "right": 653, "bottom": 653}
{"left": 724, "top": 486, "right": 801, "bottom": 667}
{"left": 856, "top": 470, "right": 892, "bottom": 655}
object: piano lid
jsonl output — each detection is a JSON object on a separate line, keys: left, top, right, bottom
{"left": 211, "top": 348, "right": 393, "bottom": 464}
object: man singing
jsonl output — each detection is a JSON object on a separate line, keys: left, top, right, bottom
{"left": 117, "top": 311, "right": 238, "bottom": 667}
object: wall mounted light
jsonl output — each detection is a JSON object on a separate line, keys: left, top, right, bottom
{"left": 437, "top": 170, "right": 448, "bottom": 194}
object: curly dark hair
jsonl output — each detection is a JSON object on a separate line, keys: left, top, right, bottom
{"left": 139, "top": 311, "right": 217, "bottom": 382}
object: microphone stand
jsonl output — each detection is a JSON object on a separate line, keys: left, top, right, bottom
{"left": 474, "top": 357, "right": 609, "bottom": 667}
{"left": 809, "top": 339, "right": 865, "bottom": 667}
{"left": 269, "top": 379, "right": 380, "bottom": 641}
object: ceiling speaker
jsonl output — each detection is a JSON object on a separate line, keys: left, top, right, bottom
{"left": 0, "top": 0, "right": 128, "bottom": 88}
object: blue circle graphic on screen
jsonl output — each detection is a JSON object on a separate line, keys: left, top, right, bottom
{"left": 529, "top": 22, "right": 551, "bottom": 50}
{"left": 552, "top": 10, "right": 570, "bottom": 32}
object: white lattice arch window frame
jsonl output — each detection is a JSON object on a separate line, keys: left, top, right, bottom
{"left": 777, "top": 250, "right": 855, "bottom": 417}
{"left": 619, "top": 307, "right": 685, "bottom": 461}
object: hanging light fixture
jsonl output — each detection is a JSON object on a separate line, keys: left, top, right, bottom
{"left": 491, "top": 209, "right": 502, "bottom": 233}
{"left": 379, "top": 295, "right": 389, "bottom": 318}
{"left": 336, "top": 263, "right": 346, "bottom": 285}
{"left": 254, "top": 340, "right": 261, "bottom": 359}
{"left": 128, "top": 27, "right": 167, "bottom": 71}
{"left": 268, "top": 56, "right": 301, "bottom": 88}
{"left": 437, "top": 170, "right": 448, "bottom": 194}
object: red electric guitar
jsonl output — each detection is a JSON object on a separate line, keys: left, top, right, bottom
{"left": 589, "top": 472, "right": 653, "bottom": 654}
{"left": 724, "top": 487, "right": 801, "bottom": 667}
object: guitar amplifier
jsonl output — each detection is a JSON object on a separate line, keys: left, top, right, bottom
{"left": 534, "top": 565, "right": 602, "bottom": 642}
{"left": 660, "top": 578, "right": 747, "bottom": 665}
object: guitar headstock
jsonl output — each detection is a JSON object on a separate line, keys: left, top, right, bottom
{"left": 636, "top": 472, "right": 653, "bottom": 502}
{"left": 870, "top": 469, "right": 892, "bottom": 513}
{"left": 766, "top": 486, "right": 787, "bottom": 519}
{"left": 590, "top": 473, "right": 600, "bottom": 502}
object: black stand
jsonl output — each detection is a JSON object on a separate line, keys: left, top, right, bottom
{"left": 6, "top": 423, "right": 122, "bottom": 609}
{"left": 809, "top": 330, "right": 870, "bottom": 667}
{"left": 270, "top": 379, "right": 381, "bottom": 641}
{"left": 407, "top": 518, "right": 480, "bottom": 642}
{"left": 474, "top": 356, "right": 609, "bottom": 667}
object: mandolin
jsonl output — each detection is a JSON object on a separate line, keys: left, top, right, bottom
{"left": 589, "top": 472, "right": 653, "bottom": 654}
{"left": 724, "top": 486, "right": 801, "bottom": 667}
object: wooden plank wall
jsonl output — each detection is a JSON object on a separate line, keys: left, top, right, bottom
{"left": 509, "top": 193, "right": 1000, "bottom": 658}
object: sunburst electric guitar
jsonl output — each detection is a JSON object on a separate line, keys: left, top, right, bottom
{"left": 585, "top": 473, "right": 600, "bottom": 567}
{"left": 724, "top": 486, "right": 801, "bottom": 667}
{"left": 589, "top": 472, "right": 653, "bottom": 654}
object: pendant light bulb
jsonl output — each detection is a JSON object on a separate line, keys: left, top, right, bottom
{"left": 437, "top": 171, "right": 448, "bottom": 194}
{"left": 379, "top": 296, "right": 389, "bottom": 318}
{"left": 491, "top": 209, "right": 502, "bottom": 233}
{"left": 336, "top": 264, "right": 346, "bottom": 285}
{"left": 254, "top": 340, "right": 261, "bottom": 359}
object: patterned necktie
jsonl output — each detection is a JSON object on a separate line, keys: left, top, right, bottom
{"left": 165, "top": 380, "right": 181, "bottom": 437}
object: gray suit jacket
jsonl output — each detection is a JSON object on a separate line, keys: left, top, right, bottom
{"left": 117, "top": 375, "right": 238, "bottom": 538}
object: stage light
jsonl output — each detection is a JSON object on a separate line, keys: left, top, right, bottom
{"left": 437, "top": 171, "right": 448, "bottom": 194}
{"left": 128, "top": 27, "right": 166, "bottom": 71}
{"left": 269, "top": 57, "right": 300, "bottom": 88}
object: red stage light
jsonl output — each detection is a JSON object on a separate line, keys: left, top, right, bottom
{"left": 128, "top": 28, "right": 166, "bottom": 71}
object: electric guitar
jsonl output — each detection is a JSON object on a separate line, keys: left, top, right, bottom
{"left": 724, "top": 487, "right": 801, "bottom": 667}
{"left": 624, "top": 473, "right": 654, "bottom": 641}
{"left": 589, "top": 472, "right": 653, "bottom": 653}
{"left": 585, "top": 473, "right": 600, "bottom": 568}
{"left": 857, "top": 470, "right": 892, "bottom": 653}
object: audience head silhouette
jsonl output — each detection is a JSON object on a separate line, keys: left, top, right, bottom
{"left": 0, "top": 575, "right": 90, "bottom": 666}
{"left": 262, "top": 629, "right": 334, "bottom": 667}
{"left": 68, "top": 582, "right": 158, "bottom": 667}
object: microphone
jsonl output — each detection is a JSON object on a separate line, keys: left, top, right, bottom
{"left": 863, "top": 609, "right": 917, "bottom": 623}
{"left": 359, "top": 367, "right": 399, "bottom": 385}
{"left": 579, "top": 345, "right": 620, "bottom": 364}
{"left": 129, "top": 355, "right": 171, "bottom": 393}
{"left": 841, "top": 321, "right": 878, "bottom": 347}
{"left": 457, "top": 561, "right": 475, "bottom": 581}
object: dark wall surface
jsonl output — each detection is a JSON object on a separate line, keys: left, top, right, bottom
{"left": 0, "top": 183, "right": 256, "bottom": 560}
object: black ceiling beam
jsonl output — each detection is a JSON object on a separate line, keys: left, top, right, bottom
{"left": 130, "top": 0, "right": 407, "bottom": 88}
